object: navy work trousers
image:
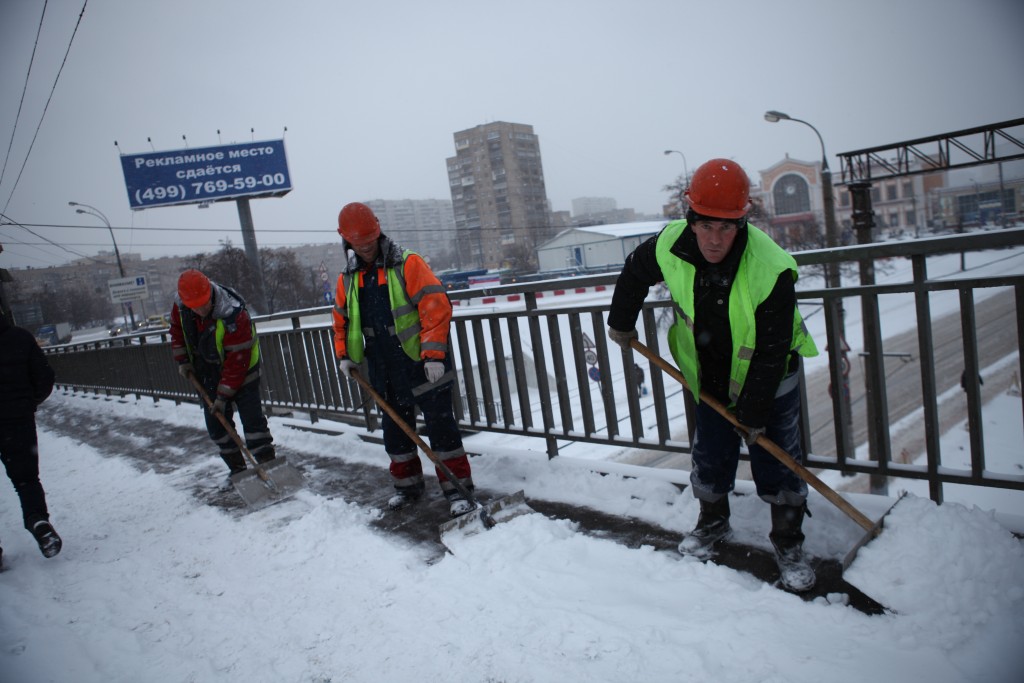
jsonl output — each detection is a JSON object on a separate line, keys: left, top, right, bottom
{"left": 199, "top": 378, "right": 274, "bottom": 459}
{"left": 689, "top": 379, "right": 808, "bottom": 506}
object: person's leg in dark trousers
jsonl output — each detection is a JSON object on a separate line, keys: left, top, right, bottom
{"left": 416, "top": 385, "right": 473, "bottom": 497}
{"left": 0, "top": 418, "right": 49, "bottom": 529}
{"left": 0, "top": 417, "right": 62, "bottom": 557}
{"left": 199, "top": 376, "right": 245, "bottom": 473}
{"left": 232, "top": 381, "right": 275, "bottom": 462}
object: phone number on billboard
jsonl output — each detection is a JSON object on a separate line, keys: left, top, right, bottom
{"left": 134, "top": 173, "right": 288, "bottom": 204}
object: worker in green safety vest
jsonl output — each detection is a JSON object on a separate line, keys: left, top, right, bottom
{"left": 607, "top": 158, "right": 819, "bottom": 593}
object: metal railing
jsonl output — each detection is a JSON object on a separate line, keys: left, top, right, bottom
{"left": 44, "top": 228, "right": 1024, "bottom": 503}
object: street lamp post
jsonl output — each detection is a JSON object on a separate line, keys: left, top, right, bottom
{"left": 763, "top": 110, "right": 854, "bottom": 465}
{"left": 663, "top": 150, "right": 689, "bottom": 216}
{"left": 763, "top": 111, "right": 841, "bottom": 277}
{"left": 68, "top": 201, "right": 136, "bottom": 329}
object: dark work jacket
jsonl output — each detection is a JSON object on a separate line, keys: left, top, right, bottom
{"left": 608, "top": 227, "right": 797, "bottom": 428}
{"left": 0, "top": 313, "right": 56, "bottom": 422}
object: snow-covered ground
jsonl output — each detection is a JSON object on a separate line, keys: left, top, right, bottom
{"left": 0, "top": 386, "right": 1022, "bottom": 683}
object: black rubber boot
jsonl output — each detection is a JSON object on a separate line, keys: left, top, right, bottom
{"left": 220, "top": 450, "right": 247, "bottom": 475}
{"left": 252, "top": 444, "right": 276, "bottom": 464}
{"left": 387, "top": 483, "right": 425, "bottom": 511}
{"left": 769, "top": 503, "right": 816, "bottom": 592}
{"left": 678, "top": 496, "right": 731, "bottom": 558}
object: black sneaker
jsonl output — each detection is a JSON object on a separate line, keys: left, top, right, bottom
{"left": 31, "top": 520, "right": 62, "bottom": 558}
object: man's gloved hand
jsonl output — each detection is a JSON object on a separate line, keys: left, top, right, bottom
{"left": 424, "top": 361, "right": 445, "bottom": 383}
{"left": 607, "top": 327, "right": 638, "bottom": 350}
{"left": 212, "top": 397, "right": 227, "bottom": 415}
{"left": 177, "top": 362, "right": 194, "bottom": 379}
{"left": 736, "top": 426, "right": 765, "bottom": 447}
{"left": 338, "top": 358, "right": 362, "bottom": 379}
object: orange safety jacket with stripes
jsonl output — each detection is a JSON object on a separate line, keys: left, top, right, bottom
{"left": 332, "top": 237, "right": 452, "bottom": 365}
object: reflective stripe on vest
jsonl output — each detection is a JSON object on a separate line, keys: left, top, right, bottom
{"left": 655, "top": 220, "right": 818, "bottom": 404}
{"left": 343, "top": 250, "right": 423, "bottom": 364}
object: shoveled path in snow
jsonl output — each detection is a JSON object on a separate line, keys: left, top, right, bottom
{"left": 36, "top": 392, "right": 886, "bottom": 614}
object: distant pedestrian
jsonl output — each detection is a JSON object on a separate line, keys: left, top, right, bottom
{"left": 0, "top": 309, "right": 63, "bottom": 567}
{"left": 634, "top": 363, "right": 646, "bottom": 398}
{"left": 169, "top": 270, "right": 276, "bottom": 483}
{"left": 332, "top": 202, "right": 475, "bottom": 518}
{"left": 607, "top": 158, "right": 820, "bottom": 592}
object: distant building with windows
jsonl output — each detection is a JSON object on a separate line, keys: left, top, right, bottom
{"left": 572, "top": 197, "right": 617, "bottom": 217}
{"left": 446, "top": 121, "right": 553, "bottom": 270}
{"left": 756, "top": 154, "right": 1022, "bottom": 248}
{"left": 363, "top": 199, "right": 455, "bottom": 258}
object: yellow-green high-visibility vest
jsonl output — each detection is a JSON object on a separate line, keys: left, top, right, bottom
{"left": 342, "top": 250, "right": 423, "bottom": 364}
{"left": 655, "top": 220, "right": 818, "bottom": 404}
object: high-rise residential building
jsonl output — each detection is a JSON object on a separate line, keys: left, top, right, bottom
{"left": 364, "top": 199, "right": 456, "bottom": 260}
{"left": 446, "top": 121, "right": 553, "bottom": 271}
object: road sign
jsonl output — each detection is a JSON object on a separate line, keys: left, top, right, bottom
{"left": 588, "top": 365, "right": 601, "bottom": 382}
{"left": 108, "top": 275, "right": 149, "bottom": 303}
{"left": 585, "top": 350, "right": 598, "bottom": 365}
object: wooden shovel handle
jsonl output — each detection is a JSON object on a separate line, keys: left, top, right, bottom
{"left": 187, "top": 372, "right": 266, "bottom": 479}
{"left": 630, "top": 339, "right": 877, "bottom": 534}
{"left": 349, "top": 369, "right": 478, "bottom": 506}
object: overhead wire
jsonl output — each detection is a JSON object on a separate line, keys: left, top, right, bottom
{"left": 1, "top": 0, "right": 89, "bottom": 214}
{"left": 0, "top": 1, "right": 48, "bottom": 193}
{"left": 0, "top": 211, "right": 107, "bottom": 264}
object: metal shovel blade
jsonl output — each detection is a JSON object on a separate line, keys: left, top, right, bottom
{"left": 439, "top": 490, "right": 533, "bottom": 546}
{"left": 230, "top": 455, "right": 305, "bottom": 510}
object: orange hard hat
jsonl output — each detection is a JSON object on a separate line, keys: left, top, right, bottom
{"left": 684, "top": 158, "right": 751, "bottom": 219}
{"left": 337, "top": 202, "right": 381, "bottom": 246}
{"left": 178, "top": 269, "right": 212, "bottom": 309}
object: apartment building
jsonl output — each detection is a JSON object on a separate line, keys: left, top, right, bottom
{"left": 446, "top": 121, "right": 553, "bottom": 270}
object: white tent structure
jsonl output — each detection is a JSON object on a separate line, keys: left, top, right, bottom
{"left": 536, "top": 221, "right": 666, "bottom": 274}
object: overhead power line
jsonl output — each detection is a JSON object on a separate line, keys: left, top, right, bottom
{"left": 2, "top": 0, "right": 89, "bottom": 214}
{"left": 0, "top": 211, "right": 106, "bottom": 263}
{"left": 0, "top": 1, "right": 48, "bottom": 193}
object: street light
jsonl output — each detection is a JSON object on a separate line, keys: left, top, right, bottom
{"left": 68, "top": 201, "right": 136, "bottom": 329}
{"left": 764, "top": 110, "right": 853, "bottom": 462}
{"left": 763, "top": 111, "right": 841, "bottom": 274}
{"left": 663, "top": 149, "right": 689, "bottom": 216}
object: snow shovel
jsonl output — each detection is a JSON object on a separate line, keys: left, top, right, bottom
{"left": 188, "top": 373, "right": 304, "bottom": 509}
{"left": 349, "top": 369, "right": 531, "bottom": 545}
{"left": 628, "top": 339, "right": 882, "bottom": 538}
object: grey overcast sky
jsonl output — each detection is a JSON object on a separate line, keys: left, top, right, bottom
{"left": 1, "top": 0, "right": 1022, "bottom": 269}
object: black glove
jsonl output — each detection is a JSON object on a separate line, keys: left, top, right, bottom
{"left": 736, "top": 426, "right": 765, "bottom": 447}
{"left": 178, "top": 362, "right": 194, "bottom": 379}
{"left": 607, "top": 327, "right": 638, "bottom": 350}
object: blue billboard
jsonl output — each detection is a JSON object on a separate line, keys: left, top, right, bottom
{"left": 119, "top": 139, "right": 292, "bottom": 210}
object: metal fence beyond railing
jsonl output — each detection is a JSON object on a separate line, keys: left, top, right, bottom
{"left": 44, "top": 229, "right": 1024, "bottom": 504}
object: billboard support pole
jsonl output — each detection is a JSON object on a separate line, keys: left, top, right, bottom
{"left": 236, "top": 197, "right": 268, "bottom": 314}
